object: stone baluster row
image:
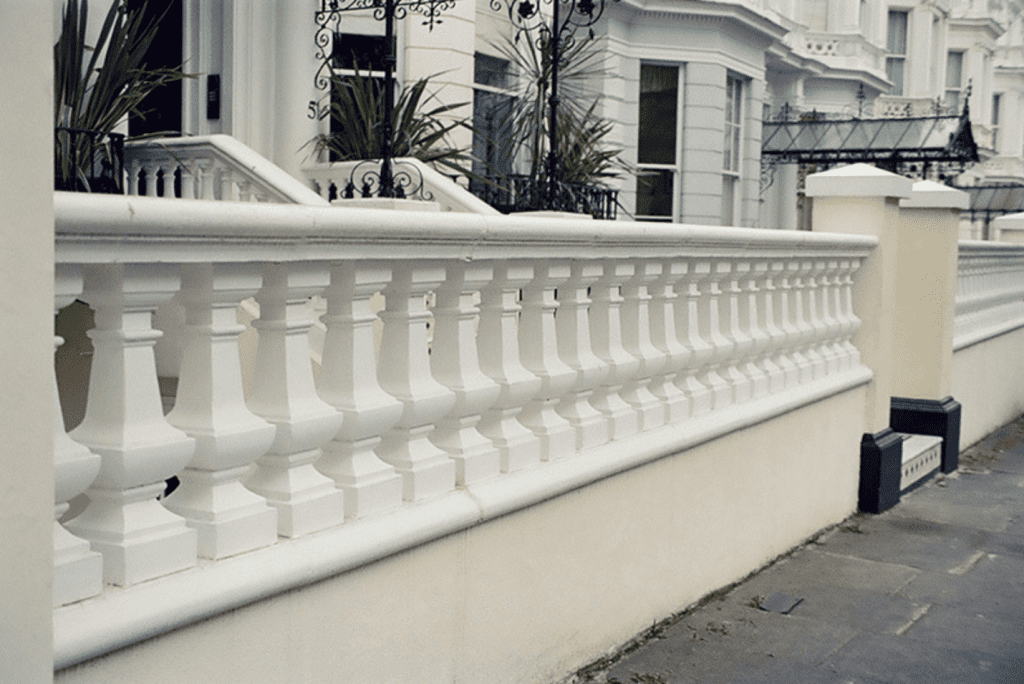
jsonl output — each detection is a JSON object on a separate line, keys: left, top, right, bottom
{"left": 52, "top": 254, "right": 866, "bottom": 602}
{"left": 127, "top": 154, "right": 273, "bottom": 202}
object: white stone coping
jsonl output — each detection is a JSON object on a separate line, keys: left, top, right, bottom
{"left": 805, "top": 163, "right": 914, "bottom": 200}
{"left": 125, "top": 135, "right": 330, "bottom": 207}
{"left": 992, "top": 212, "right": 1024, "bottom": 232}
{"left": 54, "top": 193, "right": 878, "bottom": 264}
{"left": 900, "top": 180, "right": 970, "bottom": 210}
{"left": 53, "top": 365, "right": 872, "bottom": 670}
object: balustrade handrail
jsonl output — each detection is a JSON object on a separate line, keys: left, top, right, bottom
{"left": 52, "top": 191, "right": 876, "bottom": 669}
{"left": 125, "top": 134, "right": 329, "bottom": 206}
{"left": 954, "top": 240, "right": 1024, "bottom": 350}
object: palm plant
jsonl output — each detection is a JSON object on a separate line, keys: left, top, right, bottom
{"left": 489, "top": 31, "right": 625, "bottom": 187}
{"left": 54, "top": 0, "right": 188, "bottom": 192}
{"left": 309, "top": 69, "right": 473, "bottom": 176}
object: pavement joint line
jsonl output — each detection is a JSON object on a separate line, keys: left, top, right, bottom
{"left": 948, "top": 549, "right": 988, "bottom": 575}
{"left": 894, "top": 603, "right": 931, "bottom": 636}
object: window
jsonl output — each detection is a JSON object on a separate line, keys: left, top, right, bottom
{"left": 636, "top": 64, "right": 680, "bottom": 221}
{"left": 992, "top": 93, "right": 1002, "bottom": 152}
{"left": 944, "top": 51, "right": 963, "bottom": 113}
{"left": 722, "top": 75, "right": 743, "bottom": 226}
{"left": 472, "top": 53, "right": 517, "bottom": 183}
{"left": 886, "top": 10, "right": 908, "bottom": 95}
{"left": 328, "top": 33, "right": 391, "bottom": 162}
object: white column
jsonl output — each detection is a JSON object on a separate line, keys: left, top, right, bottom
{"left": 779, "top": 260, "right": 813, "bottom": 384}
{"left": 430, "top": 263, "right": 502, "bottom": 485}
{"left": 767, "top": 260, "right": 800, "bottom": 388}
{"left": 738, "top": 261, "right": 771, "bottom": 400}
{"left": 67, "top": 264, "right": 198, "bottom": 587}
{"left": 719, "top": 260, "right": 755, "bottom": 404}
{"left": 518, "top": 263, "right": 577, "bottom": 460}
{"left": 796, "top": 260, "right": 827, "bottom": 379}
{"left": 52, "top": 264, "right": 102, "bottom": 606}
{"left": 620, "top": 262, "right": 667, "bottom": 430}
{"left": 244, "top": 263, "right": 345, "bottom": 537}
{"left": 589, "top": 262, "right": 640, "bottom": 440}
{"left": 649, "top": 261, "right": 691, "bottom": 423}
{"left": 476, "top": 265, "right": 542, "bottom": 472}
{"left": 316, "top": 263, "right": 403, "bottom": 519}
{"left": 697, "top": 260, "right": 733, "bottom": 410}
{"left": 753, "top": 260, "right": 786, "bottom": 393}
{"left": 377, "top": 265, "right": 457, "bottom": 501}
{"left": 163, "top": 263, "right": 279, "bottom": 559}
{"left": 555, "top": 261, "right": 610, "bottom": 451}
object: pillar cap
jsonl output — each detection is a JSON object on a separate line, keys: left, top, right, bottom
{"left": 899, "top": 180, "right": 969, "bottom": 210}
{"left": 992, "top": 212, "right": 1024, "bottom": 231}
{"left": 805, "top": 163, "right": 914, "bottom": 200}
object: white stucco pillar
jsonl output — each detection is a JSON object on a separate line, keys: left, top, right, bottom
{"left": 1, "top": 1, "right": 55, "bottom": 680}
{"left": 681, "top": 62, "right": 727, "bottom": 225}
{"left": 275, "top": 0, "right": 322, "bottom": 180}
{"left": 892, "top": 181, "right": 967, "bottom": 400}
{"left": 907, "top": 6, "right": 933, "bottom": 99}
{"left": 806, "top": 164, "right": 913, "bottom": 433}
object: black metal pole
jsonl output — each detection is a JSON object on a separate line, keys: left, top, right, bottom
{"left": 547, "top": 0, "right": 561, "bottom": 209}
{"left": 380, "top": 0, "right": 396, "bottom": 197}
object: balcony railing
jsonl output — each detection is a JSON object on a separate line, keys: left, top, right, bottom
{"left": 52, "top": 191, "right": 875, "bottom": 667}
{"left": 472, "top": 175, "right": 620, "bottom": 220}
{"left": 954, "top": 240, "right": 1024, "bottom": 350}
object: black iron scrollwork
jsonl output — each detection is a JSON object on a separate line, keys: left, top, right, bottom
{"left": 343, "top": 158, "right": 433, "bottom": 200}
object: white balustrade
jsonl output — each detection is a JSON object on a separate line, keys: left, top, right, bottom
{"left": 377, "top": 265, "right": 457, "bottom": 500}
{"left": 244, "top": 263, "right": 345, "bottom": 537}
{"left": 518, "top": 263, "right": 578, "bottom": 460}
{"left": 163, "top": 263, "right": 279, "bottom": 559}
{"left": 52, "top": 265, "right": 102, "bottom": 606}
{"left": 66, "top": 263, "right": 198, "bottom": 586}
{"left": 954, "top": 242, "right": 1024, "bottom": 349}
{"left": 555, "top": 262, "right": 610, "bottom": 451}
{"left": 430, "top": 263, "right": 502, "bottom": 484}
{"left": 316, "top": 263, "right": 404, "bottom": 519}
{"left": 476, "top": 265, "right": 542, "bottom": 472}
{"left": 52, "top": 192, "right": 876, "bottom": 652}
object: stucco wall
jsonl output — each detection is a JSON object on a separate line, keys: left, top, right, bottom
{"left": 952, "top": 326, "right": 1024, "bottom": 448}
{"left": 57, "top": 384, "right": 865, "bottom": 684}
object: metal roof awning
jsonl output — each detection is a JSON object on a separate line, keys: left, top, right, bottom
{"left": 761, "top": 111, "right": 979, "bottom": 172}
{"left": 951, "top": 183, "right": 1024, "bottom": 220}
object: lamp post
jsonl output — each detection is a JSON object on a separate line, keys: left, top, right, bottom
{"left": 493, "top": 0, "right": 611, "bottom": 210}
{"left": 312, "top": 0, "right": 454, "bottom": 198}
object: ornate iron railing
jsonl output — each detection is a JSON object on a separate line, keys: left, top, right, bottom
{"left": 472, "top": 174, "right": 619, "bottom": 219}
{"left": 54, "top": 127, "right": 125, "bottom": 194}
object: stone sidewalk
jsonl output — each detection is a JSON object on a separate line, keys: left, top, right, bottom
{"left": 570, "top": 416, "right": 1024, "bottom": 684}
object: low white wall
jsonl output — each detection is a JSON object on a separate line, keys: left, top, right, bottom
{"left": 56, "top": 385, "right": 865, "bottom": 684}
{"left": 952, "top": 326, "right": 1024, "bottom": 448}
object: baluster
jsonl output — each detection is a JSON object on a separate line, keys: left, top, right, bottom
{"left": 589, "top": 262, "right": 640, "bottom": 440}
{"left": 220, "top": 166, "right": 238, "bottom": 201}
{"left": 697, "top": 260, "right": 733, "bottom": 410}
{"left": 649, "top": 261, "right": 690, "bottom": 423}
{"left": 555, "top": 261, "right": 610, "bottom": 451}
{"left": 53, "top": 265, "right": 102, "bottom": 606}
{"left": 162, "top": 263, "right": 278, "bottom": 559}
{"left": 818, "top": 260, "right": 842, "bottom": 375}
{"left": 719, "top": 260, "right": 754, "bottom": 404}
{"left": 839, "top": 258, "right": 863, "bottom": 367}
{"left": 764, "top": 261, "right": 798, "bottom": 389}
{"left": 518, "top": 263, "right": 577, "bottom": 460}
{"left": 807, "top": 260, "right": 831, "bottom": 377}
{"left": 430, "top": 263, "right": 501, "bottom": 484}
{"left": 126, "top": 159, "right": 141, "bottom": 196}
{"left": 244, "top": 263, "right": 345, "bottom": 537}
{"left": 178, "top": 159, "right": 197, "bottom": 200}
{"left": 738, "top": 261, "right": 770, "bottom": 400}
{"left": 829, "top": 259, "right": 851, "bottom": 371}
{"left": 316, "top": 263, "right": 403, "bottom": 519}
{"left": 197, "top": 159, "right": 216, "bottom": 200}
{"left": 144, "top": 163, "right": 159, "bottom": 197}
{"left": 377, "top": 265, "right": 457, "bottom": 501}
{"left": 673, "top": 260, "right": 712, "bottom": 417}
{"left": 620, "top": 261, "right": 667, "bottom": 430}
{"left": 66, "top": 264, "right": 197, "bottom": 586}
{"left": 237, "top": 179, "right": 252, "bottom": 202}
{"left": 476, "top": 265, "right": 542, "bottom": 472}
{"left": 780, "top": 260, "right": 812, "bottom": 384}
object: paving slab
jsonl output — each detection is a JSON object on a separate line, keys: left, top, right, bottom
{"left": 570, "top": 413, "right": 1024, "bottom": 684}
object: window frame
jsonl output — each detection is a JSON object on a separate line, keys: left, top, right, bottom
{"left": 721, "top": 74, "right": 744, "bottom": 226}
{"left": 635, "top": 62, "right": 684, "bottom": 223}
{"left": 886, "top": 10, "right": 909, "bottom": 96}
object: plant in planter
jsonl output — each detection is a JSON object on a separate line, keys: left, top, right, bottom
{"left": 54, "top": 0, "right": 188, "bottom": 192}
{"left": 308, "top": 68, "right": 474, "bottom": 177}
